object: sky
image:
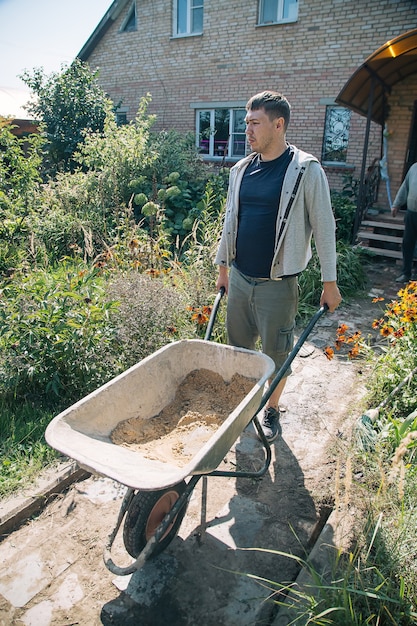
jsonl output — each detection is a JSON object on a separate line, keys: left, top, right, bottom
{"left": 0, "top": 0, "right": 113, "bottom": 90}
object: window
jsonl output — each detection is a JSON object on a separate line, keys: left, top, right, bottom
{"left": 174, "top": 0, "right": 203, "bottom": 36}
{"left": 120, "top": 2, "right": 137, "bottom": 32}
{"left": 322, "top": 106, "right": 351, "bottom": 163}
{"left": 259, "top": 0, "right": 298, "bottom": 24}
{"left": 115, "top": 107, "right": 128, "bottom": 126}
{"left": 196, "top": 108, "right": 247, "bottom": 159}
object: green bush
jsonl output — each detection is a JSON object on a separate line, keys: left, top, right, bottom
{"left": 0, "top": 262, "right": 119, "bottom": 401}
{"left": 105, "top": 272, "right": 195, "bottom": 369}
{"left": 331, "top": 191, "right": 357, "bottom": 243}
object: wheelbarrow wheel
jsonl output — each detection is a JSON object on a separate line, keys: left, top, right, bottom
{"left": 123, "top": 481, "right": 188, "bottom": 558}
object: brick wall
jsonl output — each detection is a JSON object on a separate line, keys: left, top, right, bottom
{"left": 84, "top": 0, "right": 417, "bottom": 198}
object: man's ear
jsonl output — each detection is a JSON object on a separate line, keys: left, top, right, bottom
{"left": 275, "top": 117, "right": 285, "bottom": 131}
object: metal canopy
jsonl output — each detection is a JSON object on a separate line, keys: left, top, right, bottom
{"left": 336, "top": 28, "right": 417, "bottom": 126}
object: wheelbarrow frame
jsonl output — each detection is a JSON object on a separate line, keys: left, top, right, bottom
{"left": 102, "top": 294, "right": 328, "bottom": 575}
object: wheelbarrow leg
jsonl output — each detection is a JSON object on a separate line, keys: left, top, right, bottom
{"left": 195, "top": 476, "right": 208, "bottom": 545}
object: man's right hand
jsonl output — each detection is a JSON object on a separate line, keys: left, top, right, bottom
{"left": 391, "top": 206, "right": 399, "bottom": 217}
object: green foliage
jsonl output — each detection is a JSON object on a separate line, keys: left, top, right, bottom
{"left": 105, "top": 272, "right": 194, "bottom": 369}
{"left": 20, "top": 59, "right": 113, "bottom": 174}
{"left": 331, "top": 190, "right": 357, "bottom": 243}
{"left": 0, "top": 262, "right": 119, "bottom": 401}
{"left": 365, "top": 281, "right": 417, "bottom": 419}
{"left": 0, "top": 120, "right": 45, "bottom": 274}
{"left": 297, "top": 241, "right": 368, "bottom": 319}
{"left": 0, "top": 400, "right": 58, "bottom": 498}
{"left": 242, "top": 530, "right": 416, "bottom": 625}
{"left": 129, "top": 129, "right": 217, "bottom": 246}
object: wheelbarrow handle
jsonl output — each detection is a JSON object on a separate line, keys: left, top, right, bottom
{"left": 204, "top": 286, "right": 226, "bottom": 341}
{"left": 257, "top": 304, "right": 328, "bottom": 411}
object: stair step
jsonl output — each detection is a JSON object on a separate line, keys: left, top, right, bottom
{"left": 361, "top": 220, "right": 404, "bottom": 231}
{"left": 357, "top": 231, "right": 402, "bottom": 244}
{"left": 357, "top": 245, "right": 402, "bottom": 259}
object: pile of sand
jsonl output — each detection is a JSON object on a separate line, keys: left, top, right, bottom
{"left": 110, "top": 368, "right": 256, "bottom": 466}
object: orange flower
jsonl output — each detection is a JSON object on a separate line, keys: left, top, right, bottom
{"left": 336, "top": 323, "right": 349, "bottom": 335}
{"left": 372, "top": 318, "right": 382, "bottom": 329}
{"left": 402, "top": 309, "right": 417, "bottom": 323}
{"left": 372, "top": 296, "right": 384, "bottom": 303}
{"left": 324, "top": 346, "right": 334, "bottom": 360}
{"left": 192, "top": 311, "right": 209, "bottom": 325}
{"left": 146, "top": 268, "right": 160, "bottom": 277}
{"left": 346, "top": 331, "right": 362, "bottom": 343}
{"left": 348, "top": 344, "right": 360, "bottom": 358}
{"left": 380, "top": 325, "right": 394, "bottom": 337}
{"left": 335, "top": 338, "right": 343, "bottom": 351}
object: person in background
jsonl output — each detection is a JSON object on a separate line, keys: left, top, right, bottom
{"left": 391, "top": 161, "right": 417, "bottom": 283}
{"left": 215, "top": 90, "right": 341, "bottom": 443}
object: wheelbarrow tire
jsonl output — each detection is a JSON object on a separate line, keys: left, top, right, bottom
{"left": 123, "top": 481, "right": 188, "bottom": 559}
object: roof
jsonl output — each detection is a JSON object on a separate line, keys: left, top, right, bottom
{"left": 336, "top": 28, "right": 417, "bottom": 125}
{"left": 0, "top": 87, "right": 34, "bottom": 120}
{"left": 77, "top": 0, "right": 130, "bottom": 61}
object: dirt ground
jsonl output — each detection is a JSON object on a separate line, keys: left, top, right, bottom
{"left": 0, "top": 258, "right": 403, "bottom": 626}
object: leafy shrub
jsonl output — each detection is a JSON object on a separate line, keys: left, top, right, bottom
{"left": 297, "top": 241, "right": 368, "bottom": 319}
{"left": 366, "top": 280, "right": 417, "bottom": 418}
{"left": 105, "top": 272, "right": 195, "bottom": 369}
{"left": 21, "top": 60, "right": 112, "bottom": 175}
{"left": 331, "top": 190, "right": 357, "bottom": 243}
{"left": 0, "top": 121, "right": 45, "bottom": 274}
{"left": 0, "top": 262, "right": 119, "bottom": 401}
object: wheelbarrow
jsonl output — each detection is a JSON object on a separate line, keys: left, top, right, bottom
{"left": 45, "top": 290, "right": 327, "bottom": 576}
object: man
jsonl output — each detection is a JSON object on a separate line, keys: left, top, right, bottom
{"left": 391, "top": 162, "right": 417, "bottom": 283}
{"left": 215, "top": 90, "right": 342, "bottom": 442}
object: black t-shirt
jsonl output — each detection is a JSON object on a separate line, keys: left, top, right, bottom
{"left": 235, "top": 147, "right": 293, "bottom": 277}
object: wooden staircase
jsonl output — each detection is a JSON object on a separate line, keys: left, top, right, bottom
{"left": 356, "top": 211, "right": 405, "bottom": 260}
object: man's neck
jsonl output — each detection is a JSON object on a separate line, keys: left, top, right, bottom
{"left": 259, "top": 141, "right": 288, "bottom": 162}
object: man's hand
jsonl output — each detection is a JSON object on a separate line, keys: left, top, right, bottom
{"left": 391, "top": 206, "right": 399, "bottom": 217}
{"left": 216, "top": 265, "right": 229, "bottom": 295}
{"left": 320, "top": 281, "right": 342, "bottom": 313}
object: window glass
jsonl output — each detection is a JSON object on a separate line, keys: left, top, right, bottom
{"left": 122, "top": 5, "right": 137, "bottom": 32}
{"left": 322, "top": 106, "right": 351, "bottom": 163}
{"left": 231, "top": 110, "right": 247, "bottom": 157}
{"left": 196, "top": 107, "right": 246, "bottom": 160}
{"left": 283, "top": 0, "right": 297, "bottom": 20}
{"left": 116, "top": 112, "right": 128, "bottom": 126}
{"left": 192, "top": 0, "right": 204, "bottom": 32}
{"left": 262, "top": 0, "right": 277, "bottom": 23}
{"left": 175, "top": 0, "right": 203, "bottom": 35}
{"left": 177, "top": 0, "right": 188, "bottom": 34}
{"left": 198, "top": 111, "right": 211, "bottom": 154}
{"left": 214, "top": 109, "right": 230, "bottom": 157}
{"left": 259, "top": 0, "right": 298, "bottom": 24}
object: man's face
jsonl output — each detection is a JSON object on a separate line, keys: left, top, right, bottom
{"left": 245, "top": 107, "right": 282, "bottom": 154}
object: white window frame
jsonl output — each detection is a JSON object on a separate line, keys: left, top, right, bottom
{"left": 173, "top": 0, "right": 204, "bottom": 37}
{"left": 195, "top": 107, "right": 247, "bottom": 161}
{"left": 258, "top": 0, "right": 298, "bottom": 25}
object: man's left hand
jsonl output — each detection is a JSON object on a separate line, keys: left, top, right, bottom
{"left": 320, "top": 281, "right": 342, "bottom": 313}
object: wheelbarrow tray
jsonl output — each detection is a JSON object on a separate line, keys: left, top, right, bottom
{"left": 45, "top": 339, "right": 275, "bottom": 491}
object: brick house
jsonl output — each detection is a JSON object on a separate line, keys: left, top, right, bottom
{"left": 78, "top": 0, "right": 417, "bottom": 250}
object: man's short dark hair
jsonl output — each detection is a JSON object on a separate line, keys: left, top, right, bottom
{"left": 246, "top": 91, "right": 291, "bottom": 130}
